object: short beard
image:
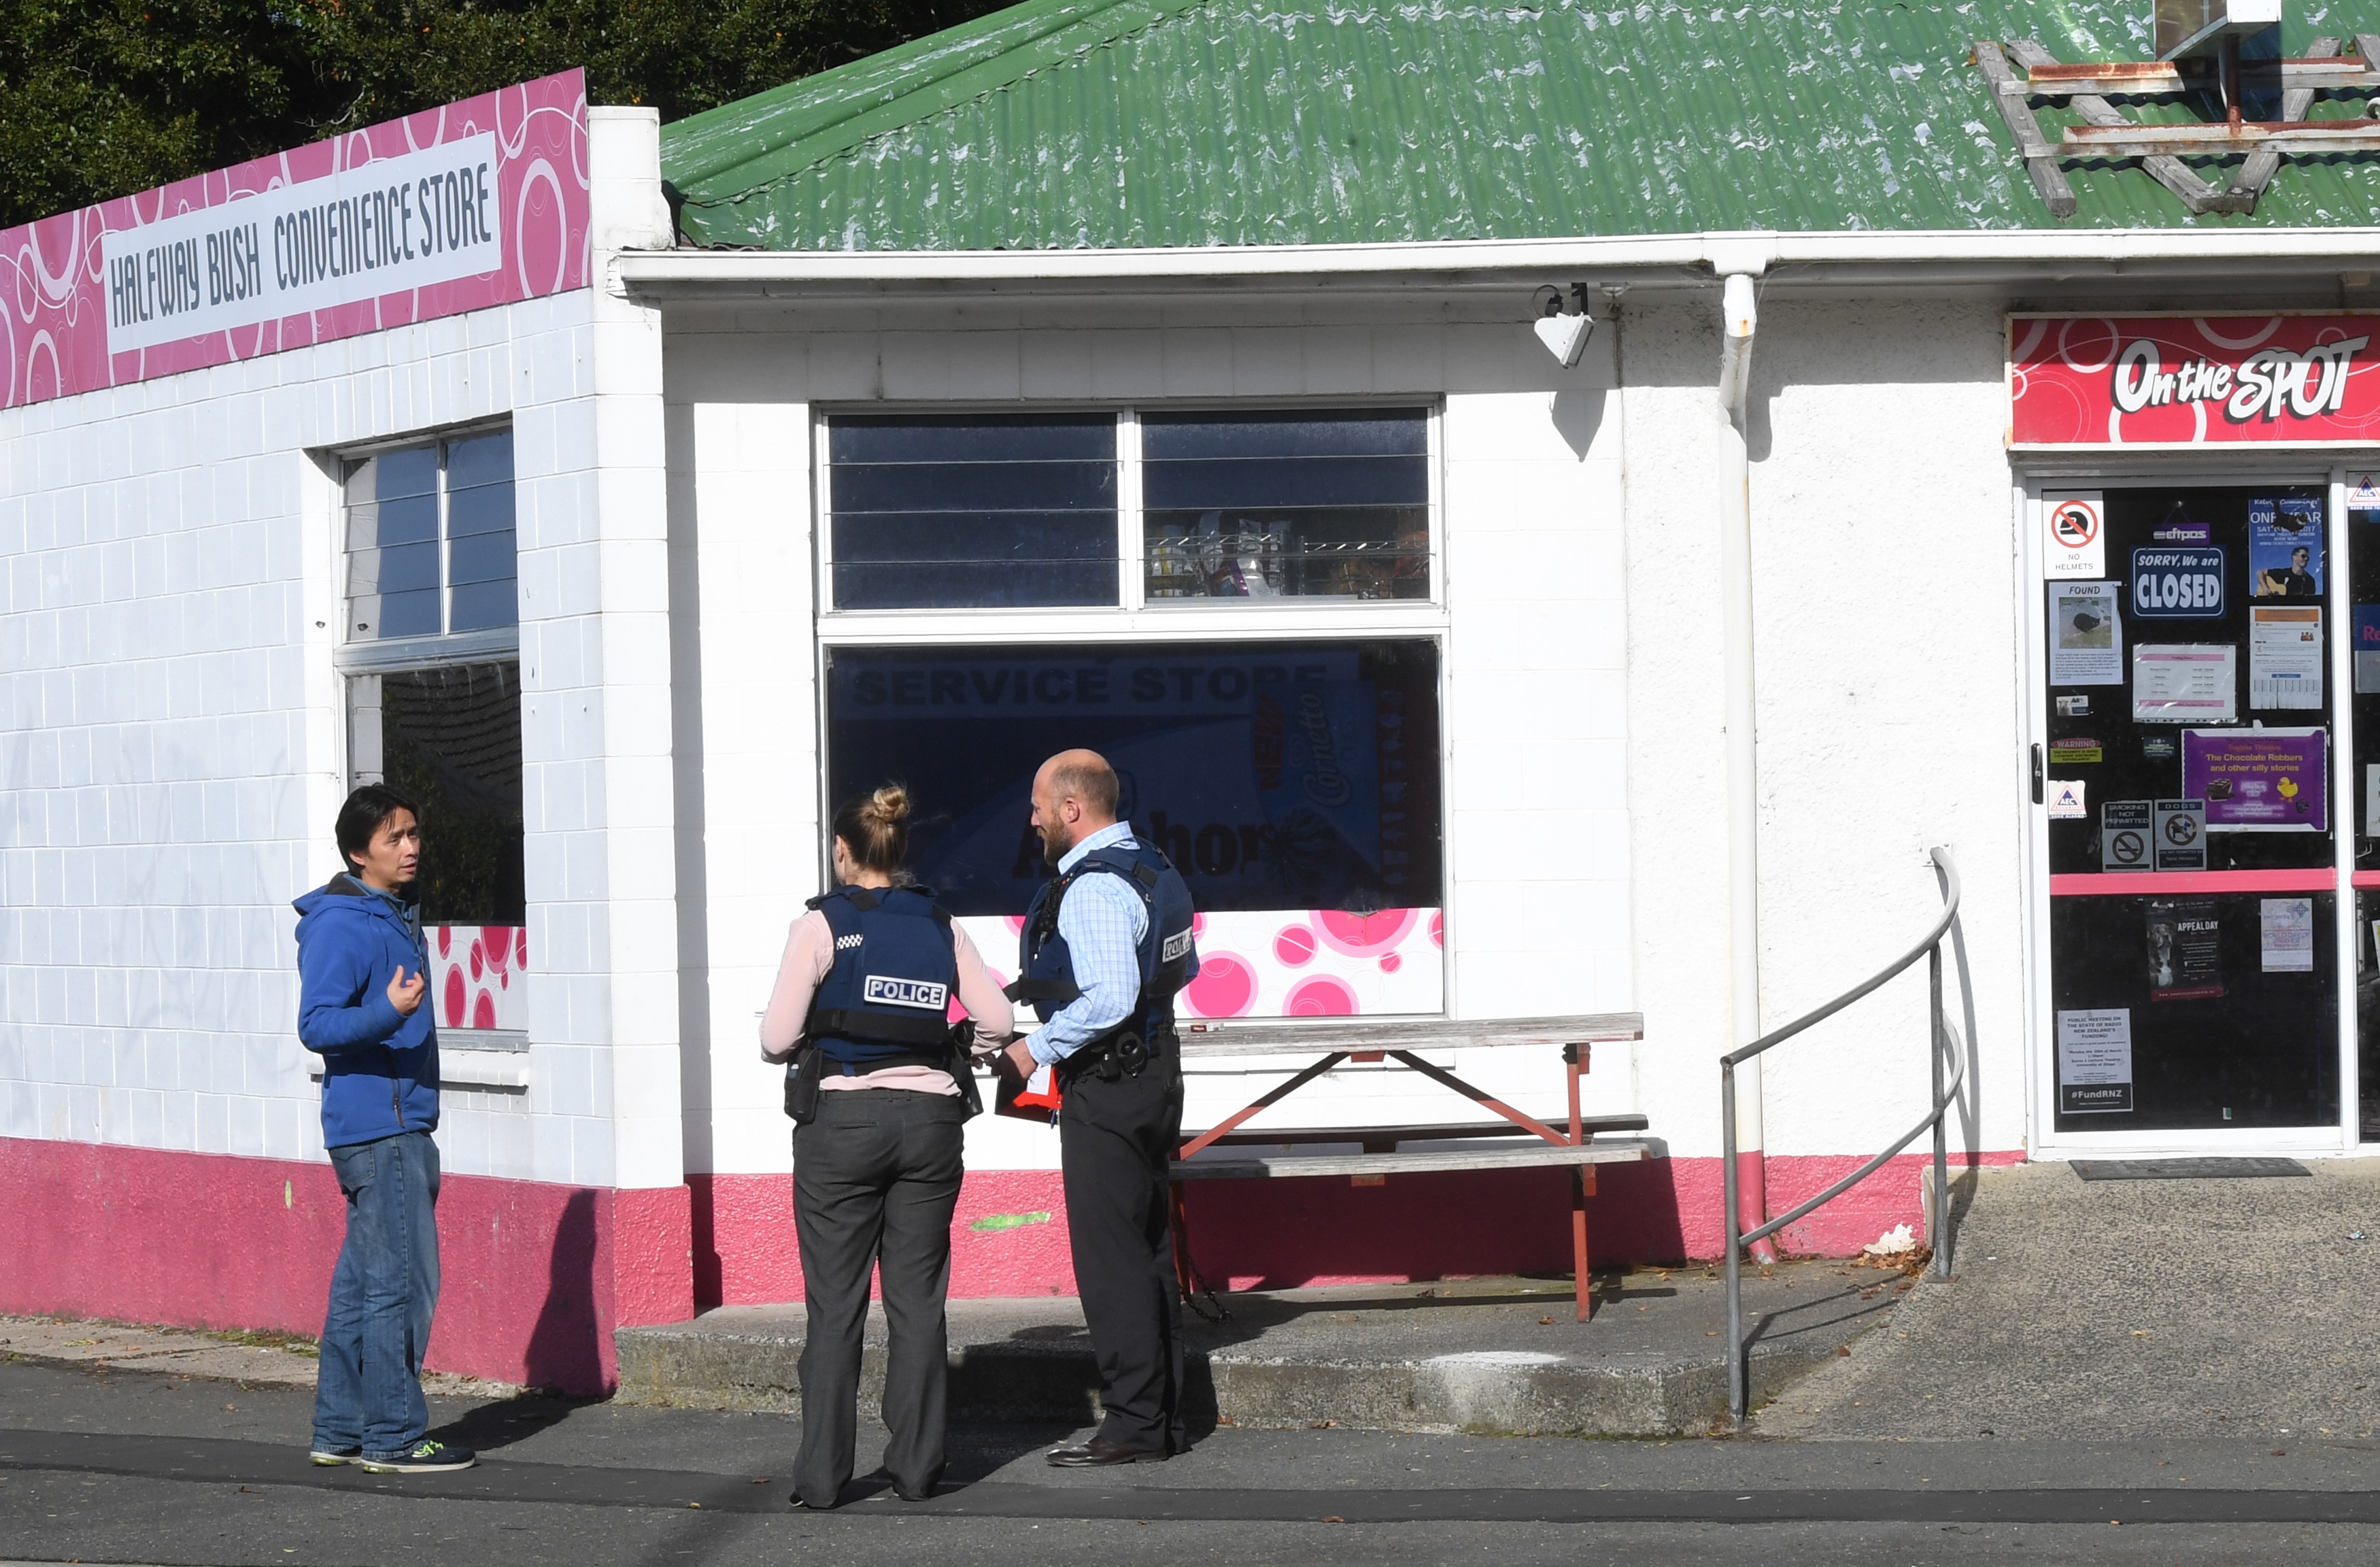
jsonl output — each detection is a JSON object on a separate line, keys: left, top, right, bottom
{"left": 1040, "top": 823, "right": 1072, "bottom": 866}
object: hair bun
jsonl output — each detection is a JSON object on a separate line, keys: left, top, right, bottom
{"left": 862, "top": 784, "right": 911, "bottom": 826}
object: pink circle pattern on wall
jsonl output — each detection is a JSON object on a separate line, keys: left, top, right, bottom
{"left": 1183, "top": 954, "right": 1257, "bottom": 1018}
{"left": 432, "top": 924, "right": 529, "bottom": 1032}
{"left": 964, "top": 907, "right": 1442, "bottom": 1024}
{"left": 1285, "top": 976, "right": 1357, "bottom": 1016}
{"left": 1314, "top": 908, "right": 1419, "bottom": 957}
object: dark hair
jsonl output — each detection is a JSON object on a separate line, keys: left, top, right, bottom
{"left": 832, "top": 784, "right": 912, "bottom": 878}
{"left": 336, "top": 784, "right": 420, "bottom": 874}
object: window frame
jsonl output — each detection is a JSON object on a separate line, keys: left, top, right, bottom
{"left": 813, "top": 399, "right": 1445, "bottom": 622}
{"left": 335, "top": 416, "right": 520, "bottom": 671}
{"left": 328, "top": 418, "right": 529, "bottom": 1048}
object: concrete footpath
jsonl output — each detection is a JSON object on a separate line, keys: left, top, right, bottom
{"left": 615, "top": 1263, "right": 1895, "bottom": 1437}
{"left": 1758, "top": 1159, "right": 2380, "bottom": 1441}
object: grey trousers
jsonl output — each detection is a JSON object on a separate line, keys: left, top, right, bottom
{"left": 792, "top": 1087, "right": 966, "bottom": 1506}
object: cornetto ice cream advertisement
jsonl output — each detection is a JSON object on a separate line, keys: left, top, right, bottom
{"left": 2010, "top": 314, "right": 2380, "bottom": 447}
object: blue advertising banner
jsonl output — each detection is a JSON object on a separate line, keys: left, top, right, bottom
{"left": 2130, "top": 546, "right": 2226, "bottom": 618}
{"left": 825, "top": 641, "right": 1442, "bottom": 917}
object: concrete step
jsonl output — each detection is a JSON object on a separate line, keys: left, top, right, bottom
{"left": 615, "top": 1263, "right": 1896, "bottom": 1438}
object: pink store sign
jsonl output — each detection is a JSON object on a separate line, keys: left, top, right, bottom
{"left": 0, "top": 70, "right": 590, "bottom": 412}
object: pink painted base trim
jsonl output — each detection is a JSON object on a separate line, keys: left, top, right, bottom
{"left": 692, "top": 1149, "right": 2027, "bottom": 1306}
{"left": 2052, "top": 870, "right": 2335, "bottom": 896}
{"left": 0, "top": 1138, "right": 690, "bottom": 1396}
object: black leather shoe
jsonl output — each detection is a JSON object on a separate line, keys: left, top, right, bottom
{"left": 1047, "top": 1438, "right": 1168, "bottom": 1468}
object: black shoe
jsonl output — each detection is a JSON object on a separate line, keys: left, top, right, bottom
{"left": 309, "top": 1446, "right": 360, "bottom": 1466}
{"left": 358, "top": 1440, "right": 476, "bottom": 1474}
{"left": 1047, "top": 1438, "right": 1168, "bottom": 1468}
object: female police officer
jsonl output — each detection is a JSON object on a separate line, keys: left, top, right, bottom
{"left": 760, "top": 785, "right": 1012, "bottom": 1508}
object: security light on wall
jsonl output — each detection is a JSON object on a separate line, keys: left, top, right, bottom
{"left": 1534, "top": 284, "right": 1595, "bottom": 367}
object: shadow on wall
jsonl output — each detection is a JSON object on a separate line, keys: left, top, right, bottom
{"left": 1176, "top": 1162, "right": 1696, "bottom": 1290}
{"left": 522, "top": 1188, "right": 601, "bottom": 1392}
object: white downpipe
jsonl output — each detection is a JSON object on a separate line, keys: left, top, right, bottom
{"left": 1716, "top": 271, "right": 1772, "bottom": 1260}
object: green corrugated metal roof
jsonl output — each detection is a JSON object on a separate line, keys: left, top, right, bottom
{"left": 658, "top": 0, "right": 2380, "bottom": 248}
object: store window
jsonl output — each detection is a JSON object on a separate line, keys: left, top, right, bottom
{"left": 825, "top": 414, "right": 1119, "bottom": 609}
{"left": 1143, "top": 409, "right": 1429, "bottom": 601}
{"left": 341, "top": 426, "right": 528, "bottom": 1038}
{"left": 826, "top": 640, "right": 1444, "bottom": 1017}
{"left": 2043, "top": 485, "right": 2336, "bottom": 1133}
{"left": 343, "top": 428, "right": 517, "bottom": 639}
{"left": 820, "top": 405, "right": 1435, "bottom": 612}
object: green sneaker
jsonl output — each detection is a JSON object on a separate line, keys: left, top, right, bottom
{"left": 309, "top": 1447, "right": 360, "bottom": 1466}
{"left": 358, "top": 1439, "right": 476, "bottom": 1474}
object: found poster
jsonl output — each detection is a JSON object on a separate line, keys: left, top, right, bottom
{"left": 2248, "top": 605, "right": 2323, "bottom": 709}
{"left": 2181, "top": 727, "right": 2328, "bottom": 831}
{"left": 2133, "top": 645, "right": 2237, "bottom": 723}
{"left": 2056, "top": 1008, "right": 2135, "bottom": 1114}
{"left": 2261, "top": 897, "right": 2315, "bottom": 974}
{"left": 2147, "top": 898, "right": 2224, "bottom": 1001}
{"left": 2249, "top": 496, "right": 2324, "bottom": 598}
{"left": 2050, "top": 582, "right": 2124, "bottom": 685}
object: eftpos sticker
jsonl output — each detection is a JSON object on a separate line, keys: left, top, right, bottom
{"left": 2101, "top": 800, "right": 2154, "bottom": 871}
{"left": 2044, "top": 492, "right": 2105, "bottom": 579}
{"left": 2155, "top": 798, "right": 2208, "bottom": 871}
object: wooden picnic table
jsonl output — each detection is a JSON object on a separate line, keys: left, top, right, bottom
{"left": 1166, "top": 1012, "right": 1649, "bottom": 1321}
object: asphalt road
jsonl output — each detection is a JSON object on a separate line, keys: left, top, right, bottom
{"left": 8, "top": 1360, "right": 2380, "bottom": 1566}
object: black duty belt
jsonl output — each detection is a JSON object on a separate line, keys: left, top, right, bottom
{"left": 1061, "top": 1027, "right": 1176, "bottom": 1083}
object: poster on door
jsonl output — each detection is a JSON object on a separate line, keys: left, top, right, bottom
{"left": 2057, "top": 1008, "right": 2135, "bottom": 1113}
{"left": 2181, "top": 727, "right": 2328, "bottom": 831}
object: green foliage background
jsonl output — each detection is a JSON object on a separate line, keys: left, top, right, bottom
{"left": 0, "top": 0, "right": 1010, "bottom": 229}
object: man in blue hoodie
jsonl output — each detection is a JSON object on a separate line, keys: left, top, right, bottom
{"left": 293, "top": 784, "right": 475, "bottom": 1474}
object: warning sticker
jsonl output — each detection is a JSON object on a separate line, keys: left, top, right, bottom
{"left": 2043, "top": 492, "right": 2106, "bottom": 579}
{"left": 2101, "top": 800, "right": 2153, "bottom": 872}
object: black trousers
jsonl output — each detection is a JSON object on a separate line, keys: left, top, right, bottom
{"left": 1059, "top": 1051, "right": 1186, "bottom": 1452}
{"left": 791, "top": 1088, "right": 966, "bottom": 1505}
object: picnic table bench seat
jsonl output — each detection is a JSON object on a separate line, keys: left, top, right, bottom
{"left": 1163, "top": 1012, "right": 1648, "bottom": 1320}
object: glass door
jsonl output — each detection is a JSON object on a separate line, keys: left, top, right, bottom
{"left": 2039, "top": 483, "right": 2341, "bottom": 1139}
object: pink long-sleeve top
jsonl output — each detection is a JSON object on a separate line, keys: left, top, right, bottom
{"left": 758, "top": 906, "right": 1013, "bottom": 1096}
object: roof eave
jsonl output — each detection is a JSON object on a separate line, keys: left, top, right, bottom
{"left": 613, "top": 227, "right": 2380, "bottom": 299}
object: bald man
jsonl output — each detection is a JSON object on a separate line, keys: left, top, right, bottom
{"left": 1002, "top": 750, "right": 1199, "bottom": 1465}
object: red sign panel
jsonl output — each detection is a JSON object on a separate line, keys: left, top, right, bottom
{"left": 2009, "top": 314, "right": 2380, "bottom": 447}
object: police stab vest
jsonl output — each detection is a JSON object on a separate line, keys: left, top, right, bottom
{"left": 1010, "top": 838, "right": 1197, "bottom": 1058}
{"left": 802, "top": 885, "right": 962, "bottom": 1075}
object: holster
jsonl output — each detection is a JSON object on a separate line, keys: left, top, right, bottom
{"left": 783, "top": 1045, "right": 825, "bottom": 1125}
{"left": 787, "top": 1030, "right": 983, "bottom": 1124}
{"left": 950, "top": 1020, "right": 984, "bottom": 1121}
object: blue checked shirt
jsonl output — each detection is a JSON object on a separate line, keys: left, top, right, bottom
{"left": 1024, "top": 822, "right": 1197, "bottom": 1066}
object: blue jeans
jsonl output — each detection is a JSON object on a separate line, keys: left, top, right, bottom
{"left": 313, "top": 1129, "right": 441, "bottom": 1459}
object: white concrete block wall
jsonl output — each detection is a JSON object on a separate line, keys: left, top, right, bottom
{"left": 0, "top": 109, "right": 685, "bottom": 1194}
{"left": 662, "top": 297, "right": 1639, "bottom": 1170}
{"left": 1737, "top": 298, "right": 2027, "bottom": 1164}
{"left": 1, "top": 290, "right": 589, "bottom": 1176}
{"left": 1614, "top": 296, "right": 2027, "bottom": 1164}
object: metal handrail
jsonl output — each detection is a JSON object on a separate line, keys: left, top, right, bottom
{"left": 1722, "top": 847, "right": 1967, "bottom": 1426}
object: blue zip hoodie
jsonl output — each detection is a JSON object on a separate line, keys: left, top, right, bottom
{"left": 293, "top": 873, "right": 439, "bottom": 1147}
